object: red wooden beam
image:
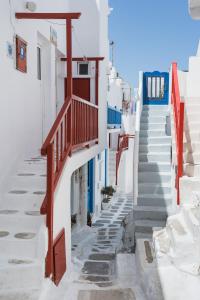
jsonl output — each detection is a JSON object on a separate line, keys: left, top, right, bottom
{"left": 95, "top": 60, "right": 99, "bottom": 106}
{"left": 15, "top": 12, "right": 81, "bottom": 19}
{"left": 61, "top": 57, "right": 104, "bottom": 62}
{"left": 66, "top": 19, "right": 72, "bottom": 99}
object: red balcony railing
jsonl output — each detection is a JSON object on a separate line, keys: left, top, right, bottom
{"left": 40, "top": 95, "right": 98, "bottom": 278}
{"left": 171, "top": 63, "right": 185, "bottom": 205}
{"left": 116, "top": 134, "right": 134, "bottom": 185}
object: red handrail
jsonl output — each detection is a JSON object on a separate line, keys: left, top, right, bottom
{"left": 116, "top": 134, "right": 134, "bottom": 185}
{"left": 171, "top": 63, "right": 185, "bottom": 205}
{"left": 41, "top": 95, "right": 98, "bottom": 278}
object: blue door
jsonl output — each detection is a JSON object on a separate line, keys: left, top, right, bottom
{"left": 143, "top": 71, "right": 169, "bottom": 105}
{"left": 88, "top": 159, "right": 94, "bottom": 213}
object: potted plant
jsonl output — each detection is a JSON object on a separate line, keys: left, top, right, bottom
{"left": 101, "top": 186, "right": 116, "bottom": 210}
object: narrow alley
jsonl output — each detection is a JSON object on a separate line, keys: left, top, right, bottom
{"left": 1, "top": 0, "right": 200, "bottom": 300}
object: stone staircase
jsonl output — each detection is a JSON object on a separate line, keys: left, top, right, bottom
{"left": 152, "top": 97, "right": 200, "bottom": 274}
{"left": 76, "top": 193, "right": 133, "bottom": 287}
{"left": 183, "top": 97, "right": 200, "bottom": 177}
{"left": 134, "top": 105, "right": 172, "bottom": 238}
{"left": 0, "top": 155, "right": 47, "bottom": 299}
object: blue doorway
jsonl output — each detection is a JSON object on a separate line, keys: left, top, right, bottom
{"left": 88, "top": 159, "right": 94, "bottom": 213}
{"left": 143, "top": 71, "right": 169, "bottom": 105}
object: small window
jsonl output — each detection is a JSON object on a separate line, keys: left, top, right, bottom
{"left": 37, "top": 46, "right": 41, "bottom": 80}
{"left": 78, "top": 62, "right": 89, "bottom": 75}
{"left": 146, "top": 76, "right": 165, "bottom": 100}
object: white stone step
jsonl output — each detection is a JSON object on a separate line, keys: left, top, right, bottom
{"left": 17, "top": 162, "right": 46, "bottom": 174}
{"left": 184, "top": 97, "right": 200, "bottom": 104}
{"left": 184, "top": 163, "right": 200, "bottom": 177}
{"left": 141, "top": 111, "right": 169, "bottom": 118}
{"left": 138, "top": 183, "right": 171, "bottom": 194}
{"left": 139, "top": 136, "right": 171, "bottom": 145}
{"left": 182, "top": 206, "right": 200, "bottom": 239}
{"left": 0, "top": 231, "right": 41, "bottom": 259}
{"left": 8, "top": 175, "right": 46, "bottom": 191}
{"left": 140, "top": 123, "right": 166, "bottom": 130}
{"left": 143, "top": 105, "right": 169, "bottom": 111}
{"left": 133, "top": 205, "right": 168, "bottom": 221}
{"left": 138, "top": 172, "right": 171, "bottom": 183}
{"left": 135, "top": 239, "right": 163, "bottom": 300}
{"left": 185, "top": 107, "right": 200, "bottom": 117}
{"left": 0, "top": 258, "right": 43, "bottom": 290}
{"left": 184, "top": 130, "right": 200, "bottom": 143}
{"left": 185, "top": 121, "right": 200, "bottom": 132}
{"left": 141, "top": 116, "right": 166, "bottom": 123}
{"left": 166, "top": 215, "right": 194, "bottom": 255}
{"left": 139, "top": 152, "right": 171, "bottom": 163}
{"left": 140, "top": 130, "right": 167, "bottom": 138}
{"left": 135, "top": 232, "right": 153, "bottom": 241}
{"left": 183, "top": 152, "right": 200, "bottom": 164}
{"left": 0, "top": 212, "right": 44, "bottom": 231}
{"left": 0, "top": 193, "right": 43, "bottom": 211}
{"left": 139, "top": 144, "right": 171, "bottom": 153}
{"left": 183, "top": 142, "right": 200, "bottom": 153}
{"left": 138, "top": 162, "right": 171, "bottom": 172}
{"left": 138, "top": 194, "right": 172, "bottom": 207}
{"left": 0, "top": 289, "right": 40, "bottom": 300}
{"left": 180, "top": 176, "right": 200, "bottom": 205}
{"left": 185, "top": 112, "right": 200, "bottom": 122}
{"left": 135, "top": 219, "right": 166, "bottom": 234}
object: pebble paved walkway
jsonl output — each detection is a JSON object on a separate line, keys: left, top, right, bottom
{"left": 74, "top": 192, "right": 134, "bottom": 287}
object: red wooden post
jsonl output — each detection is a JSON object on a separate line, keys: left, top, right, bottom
{"left": 66, "top": 19, "right": 73, "bottom": 153}
{"left": 95, "top": 60, "right": 99, "bottom": 106}
{"left": 66, "top": 19, "right": 72, "bottom": 99}
{"left": 60, "top": 122, "right": 63, "bottom": 160}
{"left": 46, "top": 143, "right": 54, "bottom": 277}
{"left": 177, "top": 102, "right": 185, "bottom": 205}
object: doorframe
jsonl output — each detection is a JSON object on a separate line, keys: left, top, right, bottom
{"left": 88, "top": 159, "right": 95, "bottom": 213}
{"left": 143, "top": 71, "right": 169, "bottom": 105}
{"left": 37, "top": 32, "right": 57, "bottom": 142}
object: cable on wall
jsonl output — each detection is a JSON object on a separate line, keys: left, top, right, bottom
{"left": 8, "top": 0, "right": 16, "bottom": 33}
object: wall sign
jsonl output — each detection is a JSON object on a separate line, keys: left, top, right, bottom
{"left": 16, "top": 35, "right": 27, "bottom": 73}
{"left": 6, "top": 41, "right": 13, "bottom": 59}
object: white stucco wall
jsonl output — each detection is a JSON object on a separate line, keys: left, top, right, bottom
{"left": 177, "top": 70, "right": 188, "bottom": 98}
{"left": 0, "top": 0, "right": 109, "bottom": 277}
{"left": 177, "top": 54, "right": 200, "bottom": 99}
{"left": 187, "top": 56, "right": 200, "bottom": 97}
{"left": 0, "top": 0, "right": 69, "bottom": 191}
{"left": 108, "top": 65, "right": 123, "bottom": 110}
{"left": 52, "top": 0, "right": 109, "bottom": 273}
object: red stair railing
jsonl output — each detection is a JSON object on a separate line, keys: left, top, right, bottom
{"left": 41, "top": 95, "right": 98, "bottom": 278}
{"left": 171, "top": 62, "right": 185, "bottom": 205}
{"left": 116, "top": 134, "right": 134, "bottom": 185}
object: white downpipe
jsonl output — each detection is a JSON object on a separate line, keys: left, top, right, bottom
{"left": 133, "top": 72, "right": 143, "bottom": 205}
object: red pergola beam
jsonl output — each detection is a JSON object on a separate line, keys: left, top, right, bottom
{"left": 15, "top": 13, "right": 81, "bottom": 19}
{"left": 61, "top": 57, "right": 104, "bottom": 106}
{"left": 61, "top": 57, "right": 104, "bottom": 61}
{"left": 15, "top": 12, "right": 81, "bottom": 100}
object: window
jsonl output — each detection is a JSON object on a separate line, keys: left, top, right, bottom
{"left": 78, "top": 62, "right": 89, "bottom": 75}
{"left": 37, "top": 46, "right": 41, "bottom": 80}
{"left": 147, "top": 76, "right": 165, "bottom": 99}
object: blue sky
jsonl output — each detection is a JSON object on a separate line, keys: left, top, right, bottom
{"left": 109, "top": 0, "right": 200, "bottom": 87}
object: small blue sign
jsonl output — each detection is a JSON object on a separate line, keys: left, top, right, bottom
{"left": 20, "top": 47, "right": 25, "bottom": 60}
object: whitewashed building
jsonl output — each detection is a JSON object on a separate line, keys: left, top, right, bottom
{"left": 0, "top": 0, "right": 112, "bottom": 297}
{"left": 106, "top": 62, "right": 134, "bottom": 192}
{"left": 133, "top": 3, "right": 200, "bottom": 298}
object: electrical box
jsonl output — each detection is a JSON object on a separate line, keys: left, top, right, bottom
{"left": 16, "top": 35, "right": 27, "bottom": 73}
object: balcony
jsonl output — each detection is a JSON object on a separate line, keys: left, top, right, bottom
{"left": 107, "top": 105, "right": 122, "bottom": 129}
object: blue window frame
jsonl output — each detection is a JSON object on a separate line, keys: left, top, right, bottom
{"left": 143, "top": 71, "right": 169, "bottom": 105}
